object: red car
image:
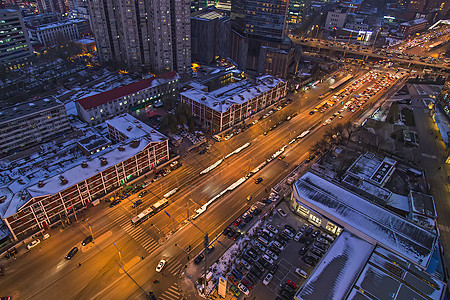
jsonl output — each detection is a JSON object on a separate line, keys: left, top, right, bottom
{"left": 228, "top": 274, "right": 239, "bottom": 286}
{"left": 233, "top": 218, "right": 242, "bottom": 226}
{"left": 241, "top": 278, "right": 254, "bottom": 290}
{"left": 286, "top": 280, "right": 297, "bottom": 289}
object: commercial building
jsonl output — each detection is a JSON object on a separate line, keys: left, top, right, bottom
{"left": 325, "top": 6, "right": 349, "bottom": 30}
{"left": 28, "top": 18, "right": 90, "bottom": 48}
{"left": 87, "top": 0, "right": 191, "bottom": 75}
{"left": 399, "top": 18, "right": 428, "bottom": 36}
{"left": 0, "top": 97, "right": 71, "bottom": 154}
{"left": 75, "top": 71, "right": 180, "bottom": 126}
{"left": 191, "top": 9, "right": 230, "bottom": 64}
{"left": 0, "top": 130, "right": 169, "bottom": 241}
{"left": 291, "top": 171, "right": 446, "bottom": 300}
{"left": 0, "top": 9, "right": 34, "bottom": 70}
{"left": 180, "top": 74, "right": 287, "bottom": 132}
{"left": 230, "top": 0, "right": 293, "bottom": 77}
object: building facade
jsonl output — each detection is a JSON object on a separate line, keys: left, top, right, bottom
{"left": 37, "top": 0, "right": 67, "bottom": 14}
{"left": 1, "top": 136, "right": 169, "bottom": 241}
{"left": 75, "top": 71, "right": 180, "bottom": 125}
{"left": 325, "top": 6, "right": 349, "bottom": 30}
{"left": 28, "top": 19, "right": 90, "bottom": 48}
{"left": 181, "top": 75, "right": 287, "bottom": 132}
{"left": 0, "top": 97, "right": 71, "bottom": 154}
{"left": 191, "top": 9, "right": 230, "bottom": 64}
{"left": 399, "top": 18, "right": 428, "bottom": 36}
{"left": 87, "top": 0, "right": 191, "bottom": 75}
{"left": 230, "top": 0, "right": 292, "bottom": 77}
{"left": 0, "top": 9, "right": 34, "bottom": 70}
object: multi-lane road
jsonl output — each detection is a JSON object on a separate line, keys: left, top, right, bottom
{"left": 0, "top": 68, "right": 406, "bottom": 300}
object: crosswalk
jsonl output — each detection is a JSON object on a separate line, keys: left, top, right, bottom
{"left": 107, "top": 210, "right": 160, "bottom": 253}
{"left": 159, "top": 283, "right": 182, "bottom": 300}
{"left": 166, "top": 260, "right": 184, "bottom": 276}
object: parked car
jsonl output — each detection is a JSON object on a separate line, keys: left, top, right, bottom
{"left": 206, "top": 245, "right": 215, "bottom": 254}
{"left": 284, "top": 225, "right": 296, "bottom": 233}
{"left": 229, "top": 285, "right": 240, "bottom": 297}
{"left": 263, "top": 273, "right": 273, "bottom": 285}
{"left": 132, "top": 199, "right": 143, "bottom": 208}
{"left": 138, "top": 190, "right": 148, "bottom": 198}
{"left": 267, "top": 225, "right": 279, "bottom": 234}
{"left": 270, "top": 264, "right": 278, "bottom": 274}
{"left": 277, "top": 209, "right": 287, "bottom": 217}
{"left": 312, "top": 230, "right": 320, "bottom": 238}
{"left": 241, "top": 278, "right": 254, "bottom": 290}
{"left": 266, "top": 249, "right": 278, "bottom": 260}
{"left": 27, "top": 239, "right": 41, "bottom": 250}
{"left": 305, "top": 225, "right": 314, "bottom": 236}
{"left": 239, "top": 260, "right": 251, "bottom": 270}
{"left": 238, "top": 283, "right": 250, "bottom": 295}
{"left": 286, "top": 280, "right": 297, "bottom": 289}
{"left": 299, "top": 246, "right": 308, "bottom": 255}
{"left": 294, "top": 232, "right": 303, "bottom": 242}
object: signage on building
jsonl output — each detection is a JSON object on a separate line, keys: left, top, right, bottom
{"left": 218, "top": 276, "right": 227, "bottom": 298}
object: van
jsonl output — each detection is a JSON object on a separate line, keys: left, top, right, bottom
{"left": 295, "top": 268, "right": 308, "bottom": 279}
{"left": 258, "top": 237, "right": 269, "bottom": 246}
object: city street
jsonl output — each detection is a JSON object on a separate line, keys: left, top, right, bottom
{"left": 0, "top": 67, "right": 405, "bottom": 300}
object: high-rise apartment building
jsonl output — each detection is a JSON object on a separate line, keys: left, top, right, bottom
{"left": 37, "top": 0, "right": 67, "bottom": 14}
{"left": 87, "top": 0, "right": 191, "bottom": 76}
{"left": 0, "top": 9, "right": 34, "bottom": 70}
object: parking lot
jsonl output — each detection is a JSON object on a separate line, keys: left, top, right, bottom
{"left": 221, "top": 201, "right": 336, "bottom": 300}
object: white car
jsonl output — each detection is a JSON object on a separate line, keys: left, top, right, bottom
{"left": 27, "top": 239, "right": 41, "bottom": 250}
{"left": 282, "top": 229, "right": 294, "bottom": 239}
{"left": 262, "top": 254, "right": 274, "bottom": 264}
{"left": 266, "top": 250, "right": 278, "bottom": 261}
{"left": 263, "top": 273, "right": 273, "bottom": 285}
{"left": 270, "top": 241, "right": 284, "bottom": 251}
{"left": 239, "top": 260, "right": 251, "bottom": 270}
{"left": 294, "top": 232, "right": 303, "bottom": 242}
{"left": 266, "top": 225, "right": 279, "bottom": 234}
{"left": 156, "top": 259, "right": 166, "bottom": 272}
{"left": 238, "top": 282, "right": 250, "bottom": 295}
{"left": 253, "top": 240, "right": 266, "bottom": 252}
{"left": 277, "top": 209, "right": 287, "bottom": 217}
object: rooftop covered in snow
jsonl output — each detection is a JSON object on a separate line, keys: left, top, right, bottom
{"left": 293, "top": 172, "right": 437, "bottom": 269}
{"left": 0, "top": 96, "right": 64, "bottom": 124}
{"left": 296, "top": 231, "right": 374, "bottom": 300}
{"left": 76, "top": 71, "right": 179, "bottom": 110}
{"left": 180, "top": 75, "right": 285, "bottom": 113}
{"left": 106, "top": 113, "right": 168, "bottom": 142}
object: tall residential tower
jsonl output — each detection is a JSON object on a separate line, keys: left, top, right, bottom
{"left": 87, "top": 0, "right": 191, "bottom": 76}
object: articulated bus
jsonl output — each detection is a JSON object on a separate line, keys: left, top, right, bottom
{"left": 131, "top": 198, "right": 169, "bottom": 226}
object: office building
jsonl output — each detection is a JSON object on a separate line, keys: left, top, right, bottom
{"left": 87, "top": 0, "right": 191, "bottom": 75}
{"left": 230, "top": 0, "right": 292, "bottom": 77}
{"left": 1, "top": 133, "right": 169, "bottom": 241}
{"left": 0, "top": 97, "right": 71, "bottom": 154}
{"left": 325, "top": 6, "right": 349, "bottom": 30}
{"left": 76, "top": 71, "right": 180, "bottom": 125}
{"left": 0, "top": 9, "right": 34, "bottom": 70}
{"left": 28, "top": 19, "right": 90, "bottom": 48}
{"left": 398, "top": 18, "right": 428, "bottom": 36}
{"left": 191, "top": 9, "right": 230, "bottom": 64}
{"left": 180, "top": 74, "right": 287, "bottom": 132}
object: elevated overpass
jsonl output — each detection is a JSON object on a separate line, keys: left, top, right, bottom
{"left": 291, "top": 38, "right": 450, "bottom": 71}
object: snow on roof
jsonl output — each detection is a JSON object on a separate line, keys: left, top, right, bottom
{"left": 387, "top": 193, "right": 410, "bottom": 212}
{"left": 400, "top": 18, "right": 427, "bottom": 27}
{"left": 180, "top": 75, "right": 285, "bottom": 114}
{"left": 105, "top": 114, "right": 168, "bottom": 142}
{"left": 296, "top": 231, "right": 374, "bottom": 300}
{"left": 32, "top": 18, "right": 86, "bottom": 31}
{"left": 409, "top": 191, "right": 437, "bottom": 218}
{"left": 25, "top": 138, "right": 150, "bottom": 203}
{"left": 0, "top": 96, "right": 64, "bottom": 124}
{"left": 76, "top": 38, "right": 95, "bottom": 44}
{"left": 293, "top": 172, "right": 437, "bottom": 268}
{"left": 346, "top": 153, "right": 396, "bottom": 187}
{"left": 349, "top": 246, "right": 446, "bottom": 299}
{"left": 77, "top": 71, "right": 179, "bottom": 110}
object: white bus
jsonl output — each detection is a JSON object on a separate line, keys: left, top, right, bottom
{"left": 131, "top": 198, "right": 169, "bottom": 226}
